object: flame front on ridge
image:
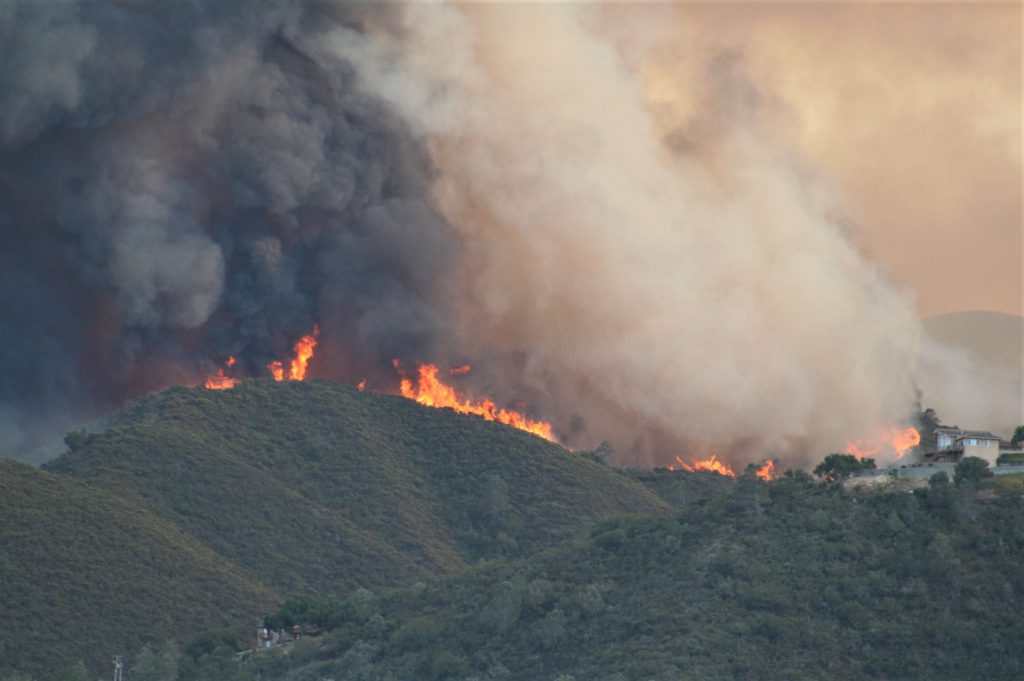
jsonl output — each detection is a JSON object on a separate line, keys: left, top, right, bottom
{"left": 395, "top": 361, "right": 555, "bottom": 442}
{"left": 204, "top": 355, "right": 240, "bottom": 390}
{"left": 268, "top": 325, "right": 320, "bottom": 382}
{"left": 755, "top": 460, "right": 777, "bottom": 480}
{"left": 669, "top": 454, "right": 737, "bottom": 477}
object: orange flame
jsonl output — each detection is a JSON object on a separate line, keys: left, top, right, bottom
{"left": 450, "top": 364, "right": 471, "bottom": 375}
{"left": 357, "top": 379, "right": 367, "bottom": 391}
{"left": 671, "top": 454, "right": 737, "bottom": 477}
{"left": 268, "top": 326, "right": 319, "bottom": 381}
{"left": 845, "top": 426, "right": 920, "bottom": 461}
{"left": 204, "top": 356, "right": 240, "bottom": 390}
{"left": 268, "top": 361, "right": 285, "bottom": 382}
{"left": 755, "top": 459, "right": 776, "bottom": 481}
{"left": 395, "top": 361, "right": 555, "bottom": 442}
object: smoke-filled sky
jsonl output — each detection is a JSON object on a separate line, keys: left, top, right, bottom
{"left": 1, "top": 1, "right": 1020, "bottom": 466}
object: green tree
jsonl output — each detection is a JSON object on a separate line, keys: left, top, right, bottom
{"left": 533, "top": 608, "right": 568, "bottom": 649}
{"left": 184, "top": 629, "right": 242, "bottom": 661}
{"left": 477, "top": 580, "right": 523, "bottom": 633}
{"left": 350, "top": 587, "right": 380, "bottom": 621}
{"left": 813, "top": 453, "right": 876, "bottom": 483}
{"left": 954, "top": 456, "right": 993, "bottom": 487}
{"left": 481, "top": 474, "right": 511, "bottom": 522}
{"left": 56, "top": 662, "right": 91, "bottom": 681}
{"left": 1011, "top": 426, "right": 1024, "bottom": 445}
{"left": 131, "top": 642, "right": 180, "bottom": 681}
{"left": 426, "top": 650, "right": 469, "bottom": 680}
{"left": 1, "top": 673, "right": 36, "bottom": 681}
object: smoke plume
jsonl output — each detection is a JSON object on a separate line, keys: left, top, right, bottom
{"left": 0, "top": 1, "right": 1017, "bottom": 466}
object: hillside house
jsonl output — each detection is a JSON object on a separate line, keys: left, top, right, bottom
{"left": 926, "top": 427, "right": 1002, "bottom": 465}
{"left": 256, "top": 624, "right": 321, "bottom": 650}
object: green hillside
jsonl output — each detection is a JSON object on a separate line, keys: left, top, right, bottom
{"left": 7, "top": 379, "right": 669, "bottom": 676}
{"left": 45, "top": 380, "right": 667, "bottom": 598}
{"left": 0, "top": 460, "right": 277, "bottom": 677}
{"left": 202, "top": 473, "right": 1024, "bottom": 681}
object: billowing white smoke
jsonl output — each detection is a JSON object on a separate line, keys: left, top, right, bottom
{"left": 4, "top": 1, "right": 1015, "bottom": 466}
{"left": 318, "top": 3, "right": 927, "bottom": 466}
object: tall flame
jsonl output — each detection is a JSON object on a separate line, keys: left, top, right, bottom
{"left": 395, "top": 361, "right": 556, "bottom": 442}
{"left": 755, "top": 459, "right": 776, "bottom": 481}
{"left": 204, "top": 356, "right": 240, "bottom": 390}
{"left": 670, "top": 454, "right": 737, "bottom": 477}
{"left": 845, "top": 426, "right": 920, "bottom": 461}
{"left": 268, "top": 325, "right": 319, "bottom": 381}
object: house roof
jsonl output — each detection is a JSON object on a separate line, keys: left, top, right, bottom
{"left": 934, "top": 427, "right": 998, "bottom": 439}
{"left": 957, "top": 430, "right": 999, "bottom": 439}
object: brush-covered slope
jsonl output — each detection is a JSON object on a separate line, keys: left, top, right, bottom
{"left": 45, "top": 379, "right": 668, "bottom": 597}
{"left": 224, "top": 475, "right": 1024, "bottom": 681}
{"left": 0, "top": 459, "right": 277, "bottom": 677}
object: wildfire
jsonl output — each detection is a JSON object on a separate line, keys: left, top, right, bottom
{"left": 357, "top": 379, "right": 367, "bottom": 391}
{"left": 670, "top": 454, "right": 737, "bottom": 477}
{"left": 268, "top": 325, "right": 319, "bottom": 381}
{"left": 845, "top": 425, "right": 920, "bottom": 461}
{"left": 395, "top": 361, "right": 555, "bottom": 442}
{"left": 204, "top": 356, "right": 240, "bottom": 390}
{"left": 755, "top": 459, "right": 777, "bottom": 481}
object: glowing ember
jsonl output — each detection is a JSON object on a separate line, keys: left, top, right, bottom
{"left": 268, "top": 326, "right": 319, "bottom": 381}
{"left": 450, "top": 364, "right": 472, "bottom": 375}
{"left": 671, "top": 454, "right": 737, "bottom": 477}
{"left": 845, "top": 426, "right": 920, "bottom": 461}
{"left": 395, "top": 361, "right": 555, "bottom": 442}
{"left": 204, "top": 356, "right": 240, "bottom": 390}
{"left": 755, "top": 459, "right": 777, "bottom": 481}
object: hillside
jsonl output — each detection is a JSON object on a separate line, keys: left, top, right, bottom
{"left": 9, "top": 379, "right": 670, "bottom": 676}
{"left": 0, "top": 460, "right": 277, "bottom": 677}
{"left": 46, "top": 380, "right": 667, "bottom": 597}
{"left": 198, "top": 474, "right": 1024, "bottom": 681}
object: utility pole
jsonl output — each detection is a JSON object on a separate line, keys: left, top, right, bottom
{"left": 113, "top": 655, "right": 123, "bottom": 681}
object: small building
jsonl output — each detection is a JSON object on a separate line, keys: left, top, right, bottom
{"left": 927, "top": 427, "right": 1001, "bottom": 465}
{"left": 255, "top": 623, "right": 322, "bottom": 651}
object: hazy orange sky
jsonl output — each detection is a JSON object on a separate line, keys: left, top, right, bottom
{"left": 601, "top": 1, "right": 1021, "bottom": 318}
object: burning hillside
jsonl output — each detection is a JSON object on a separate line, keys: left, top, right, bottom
{"left": 845, "top": 426, "right": 921, "bottom": 462}
{"left": 204, "top": 327, "right": 320, "bottom": 389}
{"left": 666, "top": 456, "right": 778, "bottom": 480}
{"left": 394, "top": 362, "right": 556, "bottom": 442}
{"left": 5, "top": 1, "right": 1007, "bottom": 469}
{"left": 204, "top": 356, "right": 240, "bottom": 390}
{"left": 268, "top": 327, "right": 320, "bottom": 383}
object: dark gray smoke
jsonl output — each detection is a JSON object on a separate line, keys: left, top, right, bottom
{"left": 0, "top": 0, "right": 457, "bottom": 459}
